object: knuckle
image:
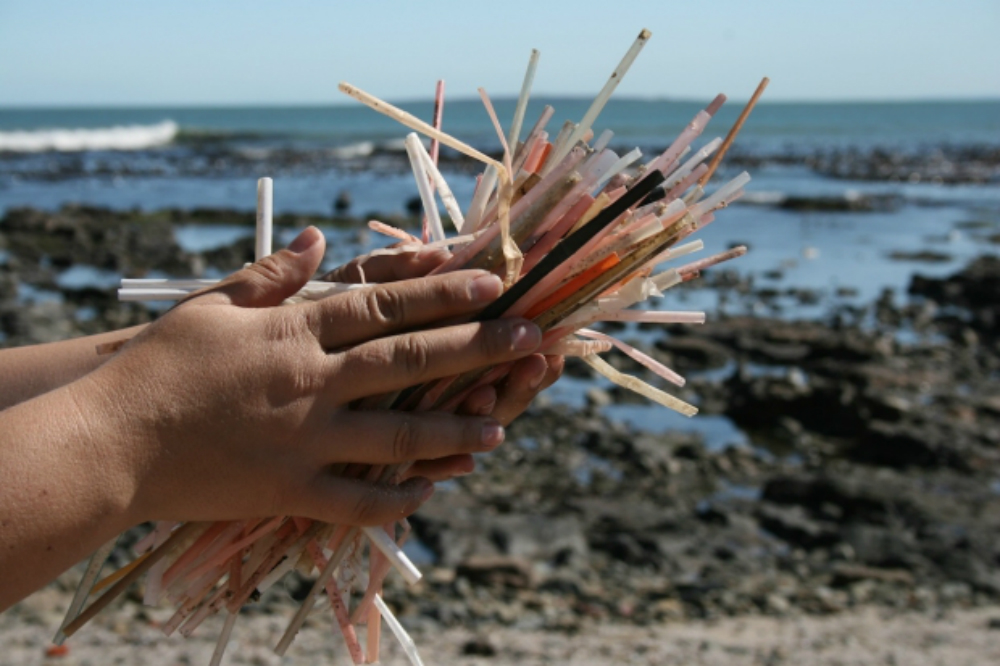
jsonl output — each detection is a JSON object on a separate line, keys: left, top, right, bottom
{"left": 367, "top": 286, "right": 408, "bottom": 327}
{"left": 250, "top": 255, "right": 285, "bottom": 285}
{"left": 392, "top": 418, "right": 418, "bottom": 461}
{"left": 349, "top": 487, "right": 383, "bottom": 525}
{"left": 398, "top": 334, "right": 431, "bottom": 378}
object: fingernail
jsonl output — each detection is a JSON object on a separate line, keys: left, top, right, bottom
{"left": 511, "top": 322, "right": 542, "bottom": 352}
{"left": 477, "top": 399, "right": 496, "bottom": 416}
{"left": 287, "top": 227, "right": 321, "bottom": 253}
{"left": 470, "top": 274, "right": 503, "bottom": 303}
{"left": 529, "top": 365, "right": 547, "bottom": 390}
{"left": 481, "top": 422, "right": 505, "bottom": 449}
{"left": 419, "top": 481, "right": 436, "bottom": 502}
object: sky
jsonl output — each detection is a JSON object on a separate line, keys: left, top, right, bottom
{"left": 0, "top": 0, "right": 997, "bottom": 107}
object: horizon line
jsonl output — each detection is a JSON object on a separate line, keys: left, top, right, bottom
{"left": 2, "top": 94, "right": 999, "bottom": 111}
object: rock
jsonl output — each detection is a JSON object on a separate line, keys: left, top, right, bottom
{"left": 756, "top": 503, "right": 839, "bottom": 549}
{"left": 654, "top": 336, "right": 732, "bottom": 371}
{"left": 461, "top": 636, "right": 498, "bottom": 656}
{"left": 456, "top": 556, "right": 535, "bottom": 589}
{"left": 830, "top": 564, "right": 914, "bottom": 587}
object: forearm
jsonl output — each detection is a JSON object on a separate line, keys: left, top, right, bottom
{"left": 0, "top": 374, "right": 138, "bottom": 611}
{"left": 0, "top": 325, "right": 145, "bottom": 410}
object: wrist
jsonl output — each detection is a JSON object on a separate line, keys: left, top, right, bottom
{"left": 61, "top": 366, "right": 150, "bottom": 531}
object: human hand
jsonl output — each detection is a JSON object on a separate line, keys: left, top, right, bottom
{"left": 74, "top": 227, "right": 543, "bottom": 528}
{"left": 323, "top": 239, "right": 565, "bottom": 483}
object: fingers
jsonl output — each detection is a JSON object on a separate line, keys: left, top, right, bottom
{"left": 457, "top": 385, "right": 498, "bottom": 416}
{"left": 403, "top": 455, "right": 475, "bottom": 482}
{"left": 490, "top": 355, "right": 564, "bottom": 426}
{"left": 308, "top": 270, "right": 503, "bottom": 349}
{"left": 321, "top": 411, "right": 504, "bottom": 465}
{"left": 193, "top": 227, "right": 326, "bottom": 307}
{"left": 329, "top": 318, "right": 542, "bottom": 399}
{"left": 322, "top": 245, "right": 452, "bottom": 284}
{"left": 295, "top": 475, "right": 435, "bottom": 526}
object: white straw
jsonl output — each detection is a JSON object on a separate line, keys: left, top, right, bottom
{"left": 414, "top": 138, "right": 465, "bottom": 233}
{"left": 255, "top": 177, "right": 273, "bottom": 261}
{"left": 550, "top": 28, "right": 652, "bottom": 166}
{"left": 208, "top": 612, "right": 237, "bottom": 666}
{"left": 662, "top": 138, "right": 722, "bottom": 190}
{"left": 362, "top": 526, "right": 421, "bottom": 586}
{"left": 508, "top": 49, "right": 540, "bottom": 148}
{"left": 118, "top": 280, "right": 363, "bottom": 302}
{"left": 601, "top": 309, "right": 706, "bottom": 324}
{"left": 591, "top": 129, "right": 614, "bottom": 154}
{"left": 404, "top": 133, "right": 446, "bottom": 243}
{"left": 593, "top": 147, "right": 642, "bottom": 192}
{"left": 374, "top": 595, "right": 425, "bottom": 666}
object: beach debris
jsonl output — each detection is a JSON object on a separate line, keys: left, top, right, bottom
{"left": 68, "top": 29, "right": 768, "bottom": 663}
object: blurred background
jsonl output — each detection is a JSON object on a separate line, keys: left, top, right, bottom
{"left": 1, "top": 1, "right": 999, "bottom": 664}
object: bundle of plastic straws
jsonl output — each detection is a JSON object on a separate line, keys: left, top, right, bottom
{"left": 57, "top": 28, "right": 768, "bottom": 665}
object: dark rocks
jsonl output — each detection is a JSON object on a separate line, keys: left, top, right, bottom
{"left": 779, "top": 194, "right": 901, "bottom": 212}
{"left": 456, "top": 557, "right": 535, "bottom": 589}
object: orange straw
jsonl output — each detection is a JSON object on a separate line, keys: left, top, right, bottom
{"left": 525, "top": 253, "right": 620, "bottom": 319}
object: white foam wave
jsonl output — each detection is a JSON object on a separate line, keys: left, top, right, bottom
{"left": 0, "top": 120, "right": 178, "bottom": 152}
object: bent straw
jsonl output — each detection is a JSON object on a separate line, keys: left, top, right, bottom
{"left": 699, "top": 77, "right": 770, "bottom": 186}
{"left": 550, "top": 28, "right": 652, "bottom": 166}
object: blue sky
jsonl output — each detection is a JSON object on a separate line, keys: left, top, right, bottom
{"left": 1, "top": 0, "right": 997, "bottom": 106}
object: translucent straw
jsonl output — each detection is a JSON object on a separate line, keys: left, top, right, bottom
{"left": 374, "top": 595, "right": 425, "bottom": 666}
{"left": 361, "top": 526, "right": 421, "bottom": 586}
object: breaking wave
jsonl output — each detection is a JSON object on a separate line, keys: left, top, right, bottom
{"left": 0, "top": 120, "right": 179, "bottom": 152}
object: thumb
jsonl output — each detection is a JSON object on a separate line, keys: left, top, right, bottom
{"left": 196, "top": 227, "right": 326, "bottom": 307}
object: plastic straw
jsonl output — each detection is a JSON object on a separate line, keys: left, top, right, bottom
{"left": 550, "top": 28, "right": 652, "bottom": 166}
{"left": 361, "top": 526, "right": 421, "bottom": 585}
{"left": 54, "top": 537, "right": 118, "bottom": 645}
{"left": 405, "top": 133, "right": 446, "bottom": 243}
{"left": 374, "top": 595, "right": 425, "bottom": 666}
{"left": 508, "top": 49, "right": 540, "bottom": 148}
{"left": 256, "top": 178, "right": 273, "bottom": 261}
{"left": 700, "top": 77, "right": 770, "bottom": 186}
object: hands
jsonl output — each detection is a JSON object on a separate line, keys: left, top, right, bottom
{"left": 321, "top": 238, "right": 565, "bottom": 484}
{"left": 83, "top": 227, "right": 551, "bottom": 528}
{"left": 0, "top": 226, "right": 563, "bottom": 610}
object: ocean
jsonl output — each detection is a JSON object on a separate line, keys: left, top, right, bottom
{"left": 2, "top": 98, "right": 998, "bottom": 307}
{"left": 1, "top": 99, "right": 999, "bottom": 444}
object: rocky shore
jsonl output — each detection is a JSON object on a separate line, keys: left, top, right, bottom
{"left": 2, "top": 206, "right": 999, "bottom": 663}
{"left": 3, "top": 141, "right": 998, "bottom": 186}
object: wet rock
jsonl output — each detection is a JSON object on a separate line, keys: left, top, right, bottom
{"left": 778, "top": 194, "right": 900, "bottom": 212}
